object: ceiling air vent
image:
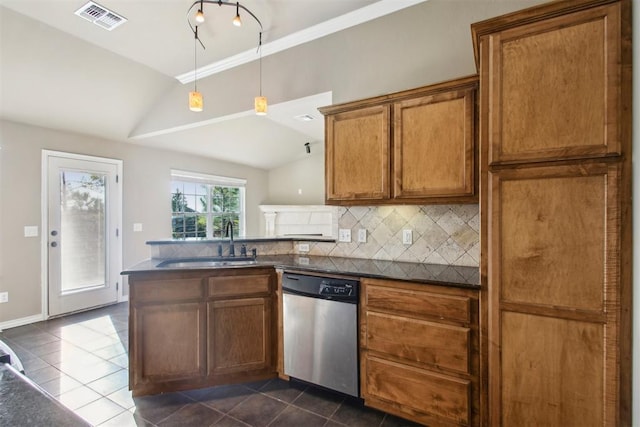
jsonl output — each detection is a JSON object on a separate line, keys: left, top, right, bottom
{"left": 74, "top": 1, "right": 127, "bottom": 31}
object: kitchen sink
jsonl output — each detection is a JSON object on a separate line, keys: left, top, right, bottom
{"left": 157, "top": 257, "right": 257, "bottom": 268}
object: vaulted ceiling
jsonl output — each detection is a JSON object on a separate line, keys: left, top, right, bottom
{"left": 0, "top": 0, "right": 546, "bottom": 170}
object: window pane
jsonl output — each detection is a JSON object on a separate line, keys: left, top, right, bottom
{"left": 182, "top": 182, "right": 197, "bottom": 195}
{"left": 212, "top": 216, "right": 223, "bottom": 238}
{"left": 184, "top": 194, "right": 197, "bottom": 212}
{"left": 172, "top": 215, "right": 184, "bottom": 238}
{"left": 195, "top": 214, "right": 207, "bottom": 237}
{"left": 171, "top": 181, "right": 184, "bottom": 195}
{"left": 196, "top": 184, "right": 208, "bottom": 196}
{"left": 60, "top": 171, "right": 106, "bottom": 292}
{"left": 196, "top": 194, "right": 208, "bottom": 213}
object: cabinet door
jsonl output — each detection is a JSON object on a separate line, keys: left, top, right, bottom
{"left": 485, "top": 3, "right": 621, "bottom": 164}
{"left": 208, "top": 297, "right": 272, "bottom": 377}
{"left": 393, "top": 88, "right": 475, "bottom": 200}
{"left": 488, "top": 162, "right": 620, "bottom": 426}
{"left": 130, "top": 301, "right": 206, "bottom": 391}
{"left": 325, "top": 105, "right": 390, "bottom": 202}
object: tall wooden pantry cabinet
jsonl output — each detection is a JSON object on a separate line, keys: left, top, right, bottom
{"left": 471, "top": 0, "right": 632, "bottom": 425}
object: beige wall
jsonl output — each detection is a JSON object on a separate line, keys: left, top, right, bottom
{"left": 0, "top": 120, "right": 269, "bottom": 324}
{"left": 266, "top": 152, "right": 324, "bottom": 205}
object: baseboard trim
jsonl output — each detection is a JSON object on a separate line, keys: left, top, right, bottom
{"left": 0, "top": 313, "right": 45, "bottom": 332}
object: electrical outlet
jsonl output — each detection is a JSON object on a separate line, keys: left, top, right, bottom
{"left": 298, "top": 257, "right": 310, "bottom": 265}
{"left": 402, "top": 229, "right": 413, "bottom": 245}
{"left": 338, "top": 229, "right": 351, "bottom": 243}
{"left": 298, "top": 243, "right": 310, "bottom": 253}
{"left": 357, "top": 229, "right": 367, "bottom": 243}
{"left": 0, "top": 292, "right": 8, "bottom": 303}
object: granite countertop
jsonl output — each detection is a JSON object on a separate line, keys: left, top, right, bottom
{"left": 0, "top": 363, "right": 91, "bottom": 426}
{"left": 123, "top": 255, "right": 479, "bottom": 288}
{"left": 146, "top": 235, "right": 336, "bottom": 245}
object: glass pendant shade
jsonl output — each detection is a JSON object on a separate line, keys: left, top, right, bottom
{"left": 195, "top": 9, "right": 204, "bottom": 23}
{"left": 233, "top": 14, "right": 242, "bottom": 26}
{"left": 255, "top": 96, "right": 267, "bottom": 115}
{"left": 189, "top": 91, "right": 203, "bottom": 112}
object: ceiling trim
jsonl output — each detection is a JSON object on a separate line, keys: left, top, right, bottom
{"left": 128, "top": 109, "right": 254, "bottom": 140}
{"left": 175, "top": 0, "right": 429, "bottom": 84}
{"left": 128, "top": 91, "right": 332, "bottom": 140}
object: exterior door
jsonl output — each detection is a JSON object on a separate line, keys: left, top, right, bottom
{"left": 45, "top": 151, "right": 122, "bottom": 316}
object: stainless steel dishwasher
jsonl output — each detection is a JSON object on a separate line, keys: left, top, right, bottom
{"left": 282, "top": 272, "right": 359, "bottom": 397}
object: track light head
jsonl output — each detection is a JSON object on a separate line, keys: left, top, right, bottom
{"left": 233, "top": 3, "right": 242, "bottom": 26}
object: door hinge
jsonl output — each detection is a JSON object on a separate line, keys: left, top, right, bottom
{"left": 116, "top": 174, "right": 119, "bottom": 183}
{"left": 116, "top": 228, "right": 119, "bottom": 237}
{"left": 116, "top": 282, "right": 119, "bottom": 291}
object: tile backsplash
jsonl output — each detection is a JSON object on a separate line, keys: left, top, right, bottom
{"left": 295, "top": 205, "right": 479, "bottom": 267}
{"left": 151, "top": 204, "right": 479, "bottom": 268}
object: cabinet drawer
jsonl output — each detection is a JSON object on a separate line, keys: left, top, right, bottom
{"left": 366, "top": 311, "right": 470, "bottom": 374}
{"left": 132, "top": 278, "right": 203, "bottom": 303}
{"left": 364, "top": 355, "right": 470, "bottom": 426}
{"left": 365, "top": 284, "right": 470, "bottom": 323}
{"left": 208, "top": 274, "right": 271, "bottom": 297}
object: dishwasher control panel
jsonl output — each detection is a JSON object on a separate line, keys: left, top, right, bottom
{"left": 282, "top": 273, "right": 359, "bottom": 303}
{"left": 320, "top": 282, "right": 355, "bottom": 297}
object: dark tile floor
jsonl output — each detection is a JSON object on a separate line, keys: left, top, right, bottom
{"left": 0, "top": 303, "right": 421, "bottom": 427}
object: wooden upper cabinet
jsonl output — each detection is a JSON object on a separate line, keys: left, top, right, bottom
{"left": 324, "top": 105, "right": 391, "bottom": 202}
{"left": 479, "top": 3, "right": 622, "bottom": 165}
{"left": 320, "top": 76, "right": 477, "bottom": 205}
{"left": 394, "top": 88, "right": 475, "bottom": 200}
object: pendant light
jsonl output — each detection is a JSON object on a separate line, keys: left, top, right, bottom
{"left": 254, "top": 32, "right": 267, "bottom": 116}
{"left": 232, "top": 2, "right": 242, "bottom": 27}
{"left": 189, "top": 27, "right": 203, "bottom": 112}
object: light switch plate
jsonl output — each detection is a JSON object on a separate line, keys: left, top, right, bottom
{"left": 357, "top": 229, "right": 367, "bottom": 243}
{"left": 298, "top": 243, "right": 310, "bottom": 253}
{"left": 338, "top": 229, "right": 351, "bottom": 243}
{"left": 0, "top": 292, "right": 8, "bottom": 303}
{"left": 24, "top": 226, "right": 38, "bottom": 237}
{"left": 402, "top": 229, "right": 412, "bottom": 245}
{"left": 133, "top": 223, "right": 143, "bottom": 232}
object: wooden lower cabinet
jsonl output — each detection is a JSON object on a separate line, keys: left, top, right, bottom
{"left": 360, "top": 278, "right": 480, "bottom": 426}
{"left": 131, "top": 300, "right": 206, "bottom": 395}
{"left": 208, "top": 296, "right": 272, "bottom": 379}
{"left": 128, "top": 268, "right": 276, "bottom": 396}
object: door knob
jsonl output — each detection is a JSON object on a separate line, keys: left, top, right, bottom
{"left": 50, "top": 230, "right": 58, "bottom": 236}
{"left": 50, "top": 242, "right": 58, "bottom": 247}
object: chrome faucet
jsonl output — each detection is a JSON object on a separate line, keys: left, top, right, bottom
{"left": 224, "top": 220, "right": 235, "bottom": 257}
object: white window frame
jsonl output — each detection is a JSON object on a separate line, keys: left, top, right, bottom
{"left": 170, "top": 169, "right": 246, "bottom": 238}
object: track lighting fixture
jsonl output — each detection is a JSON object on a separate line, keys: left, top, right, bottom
{"left": 305, "top": 142, "right": 311, "bottom": 154}
{"left": 186, "top": 0, "right": 264, "bottom": 113}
